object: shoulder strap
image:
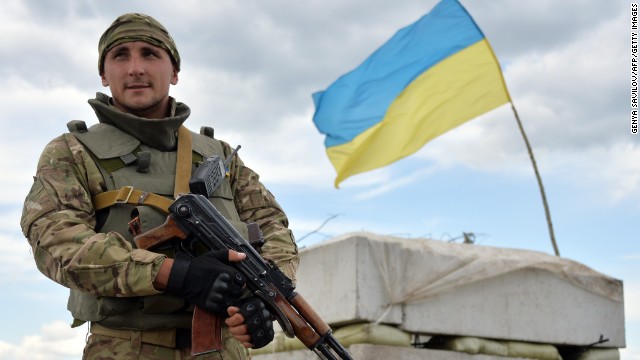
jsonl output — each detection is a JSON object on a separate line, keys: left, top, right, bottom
{"left": 174, "top": 126, "right": 192, "bottom": 198}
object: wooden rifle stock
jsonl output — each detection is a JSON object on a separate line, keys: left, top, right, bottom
{"left": 270, "top": 290, "right": 322, "bottom": 348}
{"left": 289, "top": 292, "right": 331, "bottom": 338}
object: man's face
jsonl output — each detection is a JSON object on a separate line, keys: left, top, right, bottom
{"left": 101, "top": 41, "right": 178, "bottom": 119}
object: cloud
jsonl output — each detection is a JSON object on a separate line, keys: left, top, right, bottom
{"left": 503, "top": 10, "right": 625, "bottom": 150}
{"left": 353, "top": 167, "right": 438, "bottom": 201}
{"left": 626, "top": 281, "right": 640, "bottom": 322}
{"left": 0, "top": 231, "right": 38, "bottom": 285}
{"left": 0, "top": 321, "right": 85, "bottom": 360}
{"left": 0, "top": 1, "right": 100, "bottom": 90}
{"left": 465, "top": 1, "right": 621, "bottom": 60}
{"left": 547, "top": 142, "right": 640, "bottom": 204}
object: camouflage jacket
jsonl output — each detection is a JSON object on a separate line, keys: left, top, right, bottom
{"left": 20, "top": 94, "right": 299, "bottom": 299}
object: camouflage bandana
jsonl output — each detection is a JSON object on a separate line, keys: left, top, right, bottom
{"left": 98, "top": 13, "right": 181, "bottom": 75}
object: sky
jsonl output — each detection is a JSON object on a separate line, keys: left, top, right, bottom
{"left": 0, "top": 0, "right": 637, "bottom": 359}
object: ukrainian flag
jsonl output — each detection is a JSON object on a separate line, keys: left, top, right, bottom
{"left": 312, "top": 0, "right": 511, "bottom": 187}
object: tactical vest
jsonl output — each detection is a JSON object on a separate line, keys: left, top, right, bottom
{"left": 65, "top": 120, "right": 248, "bottom": 330}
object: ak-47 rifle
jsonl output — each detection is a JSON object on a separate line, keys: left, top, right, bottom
{"left": 134, "top": 151, "right": 353, "bottom": 360}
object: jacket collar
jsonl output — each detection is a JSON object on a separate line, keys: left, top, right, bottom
{"left": 88, "top": 92, "right": 191, "bottom": 151}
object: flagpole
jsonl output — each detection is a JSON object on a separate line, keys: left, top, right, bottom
{"left": 510, "top": 103, "right": 560, "bottom": 256}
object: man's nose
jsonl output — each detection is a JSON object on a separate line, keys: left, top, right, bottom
{"left": 127, "top": 55, "right": 145, "bottom": 76}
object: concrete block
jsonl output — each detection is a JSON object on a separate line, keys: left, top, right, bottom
{"left": 294, "top": 232, "right": 403, "bottom": 326}
{"left": 401, "top": 267, "right": 624, "bottom": 347}
{"left": 293, "top": 232, "right": 625, "bottom": 348}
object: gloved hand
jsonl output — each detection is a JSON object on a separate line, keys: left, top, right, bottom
{"left": 165, "top": 250, "right": 245, "bottom": 316}
{"left": 235, "top": 297, "right": 275, "bottom": 349}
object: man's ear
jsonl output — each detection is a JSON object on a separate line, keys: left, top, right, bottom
{"left": 101, "top": 73, "right": 109, "bottom": 87}
{"left": 171, "top": 67, "right": 179, "bottom": 85}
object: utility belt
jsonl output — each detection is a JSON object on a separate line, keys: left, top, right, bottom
{"left": 90, "top": 322, "right": 193, "bottom": 349}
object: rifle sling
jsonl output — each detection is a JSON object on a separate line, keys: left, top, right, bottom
{"left": 174, "top": 126, "right": 192, "bottom": 198}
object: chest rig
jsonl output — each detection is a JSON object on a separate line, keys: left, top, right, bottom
{"left": 65, "top": 120, "right": 248, "bottom": 329}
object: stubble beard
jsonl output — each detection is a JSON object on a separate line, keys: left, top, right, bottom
{"left": 115, "top": 92, "right": 168, "bottom": 119}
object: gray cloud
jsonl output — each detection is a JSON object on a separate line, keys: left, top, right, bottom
{"left": 0, "top": 0, "right": 632, "bottom": 191}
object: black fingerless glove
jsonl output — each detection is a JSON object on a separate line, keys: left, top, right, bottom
{"left": 237, "top": 297, "right": 275, "bottom": 349}
{"left": 165, "top": 250, "right": 245, "bottom": 315}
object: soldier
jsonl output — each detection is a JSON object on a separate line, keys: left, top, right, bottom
{"left": 20, "top": 13, "right": 299, "bottom": 359}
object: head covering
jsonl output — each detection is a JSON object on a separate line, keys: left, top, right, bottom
{"left": 98, "top": 13, "right": 181, "bottom": 75}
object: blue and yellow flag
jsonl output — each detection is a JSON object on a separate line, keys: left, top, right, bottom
{"left": 312, "top": 0, "right": 511, "bottom": 187}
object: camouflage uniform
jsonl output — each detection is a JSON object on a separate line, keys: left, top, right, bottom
{"left": 20, "top": 93, "right": 299, "bottom": 359}
{"left": 83, "top": 332, "right": 250, "bottom": 360}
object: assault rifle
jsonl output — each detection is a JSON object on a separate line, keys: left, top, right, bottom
{"left": 134, "top": 153, "right": 353, "bottom": 360}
